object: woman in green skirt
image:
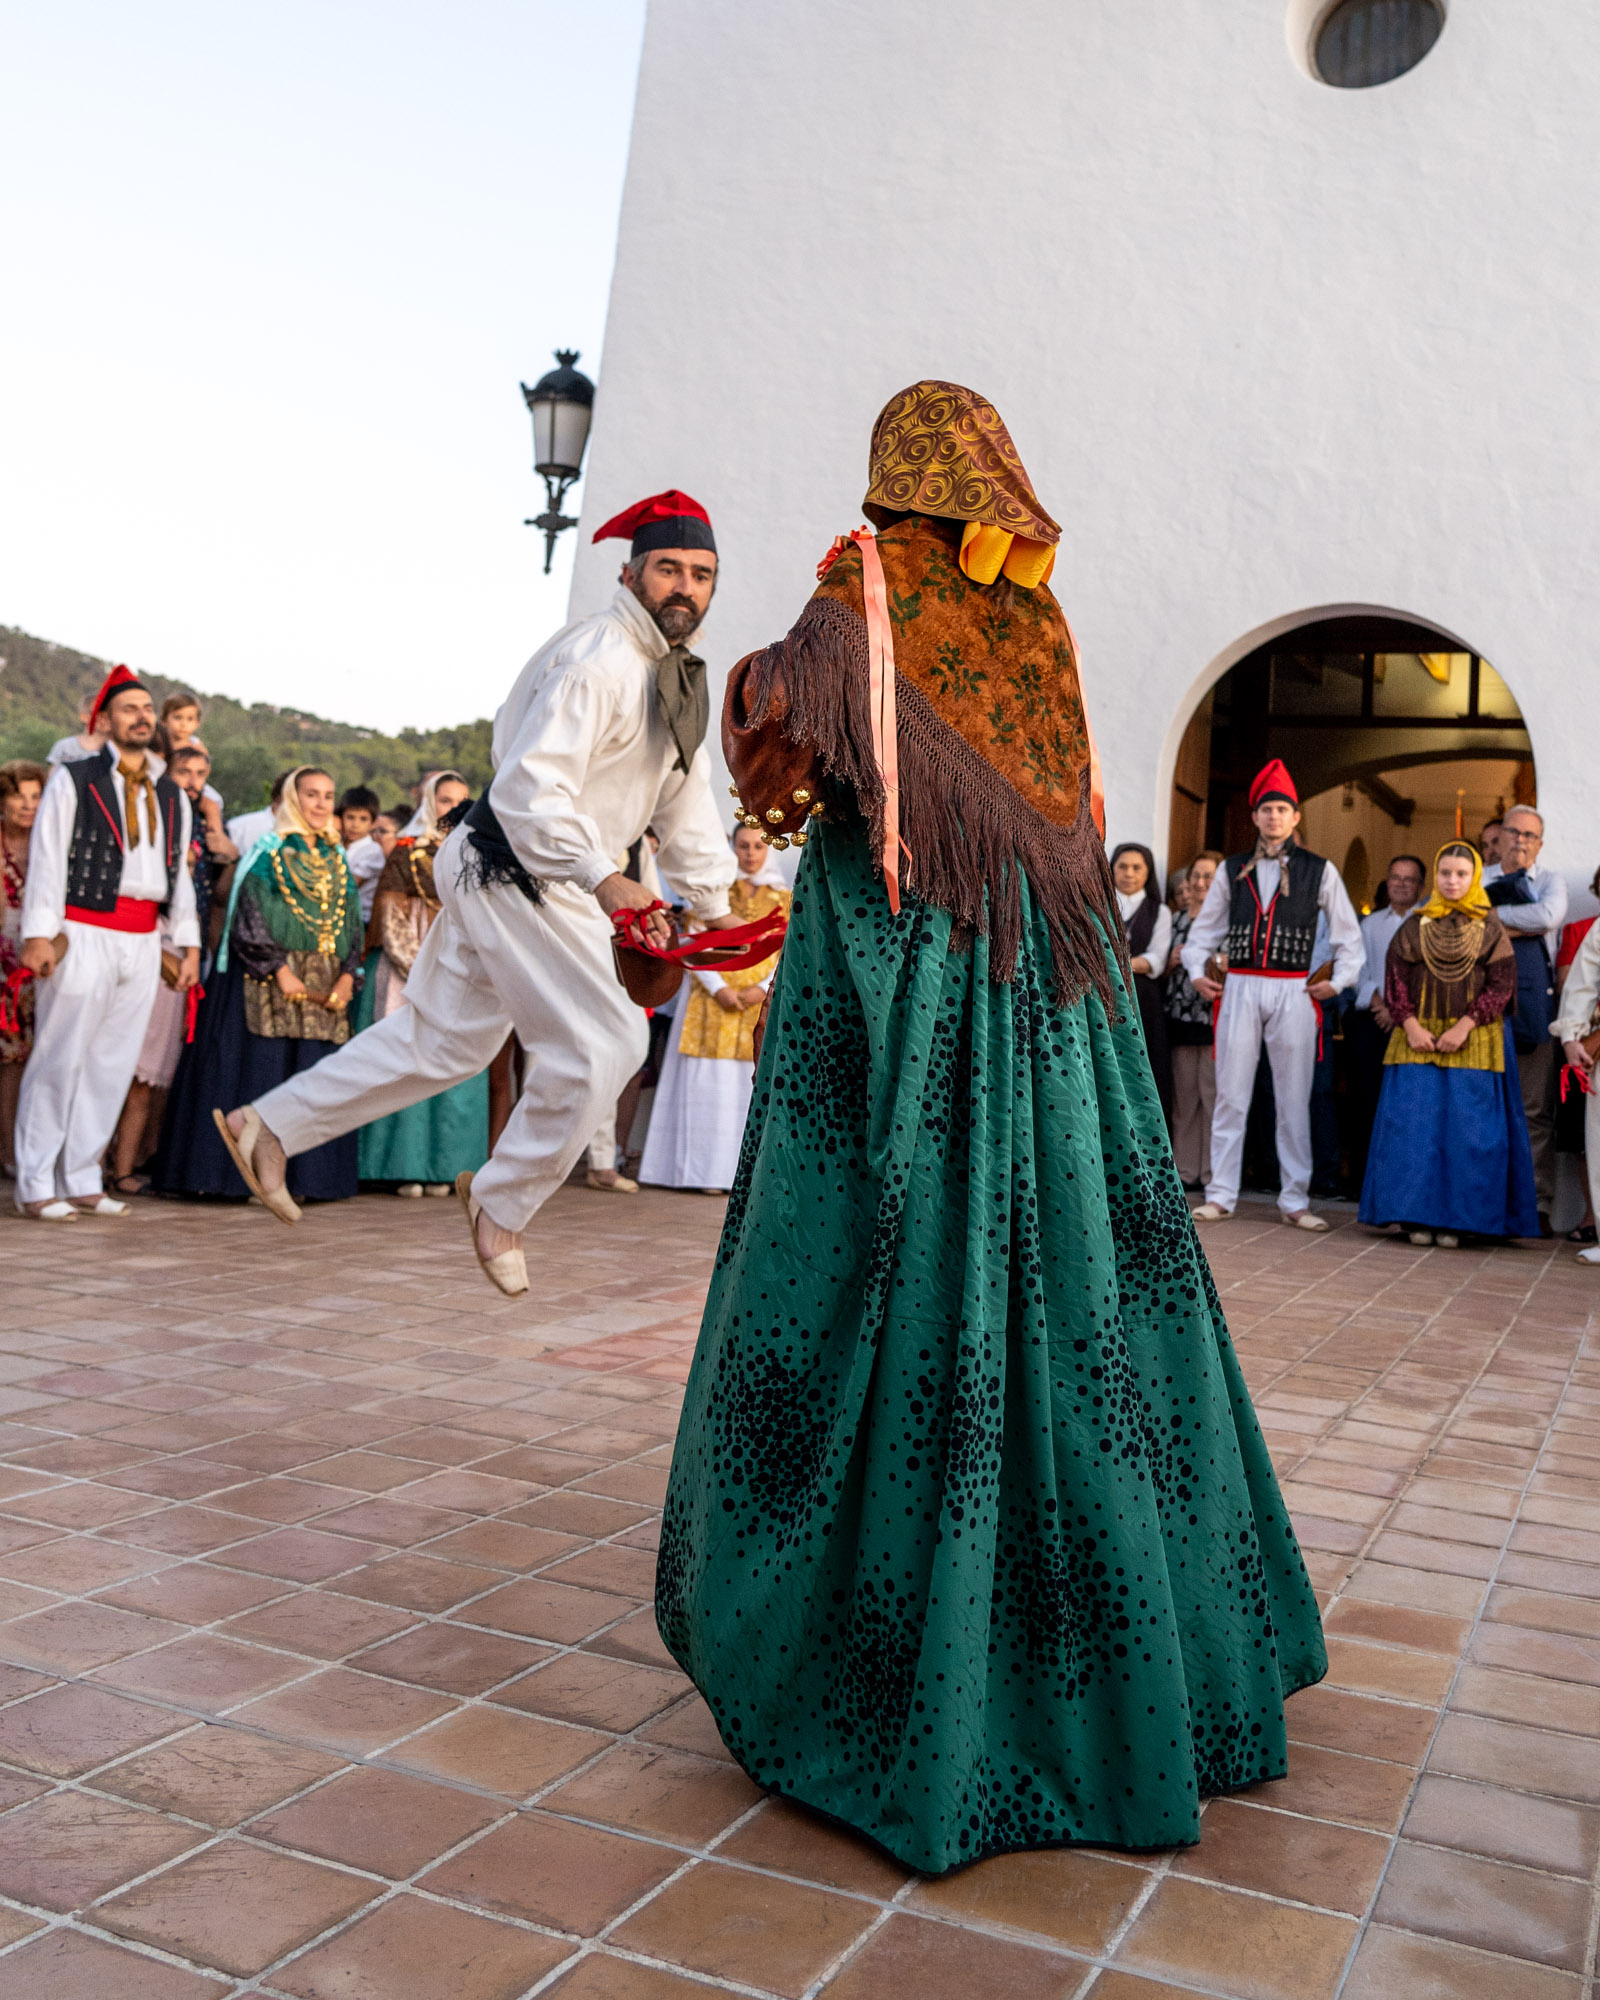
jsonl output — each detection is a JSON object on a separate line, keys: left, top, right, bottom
{"left": 353, "top": 770, "right": 489, "bottom": 1196}
{"left": 655, "top": 381, "right": 1326, "bottom": 1876}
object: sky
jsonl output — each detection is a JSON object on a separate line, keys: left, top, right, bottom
{"left": 0, "top": 0, "right": 646, "bottom": 732}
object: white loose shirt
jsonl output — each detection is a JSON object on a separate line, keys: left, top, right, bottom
{"left": 1356, "top": 906, "right": 1411, "bottom": 1010}
{"left": 226, "top": 806, "right": 276, "bottom": 856}
{"left": 1181, "top": 852, "right": 1363, "bottom": 992}
{"left": 488, "top": 585, "right": 735, "bottom": 921}
{"left": 1552, "top": 919, "right": 1600, "bottom": 1045}
{"left": 23, "top": 757, "right": 199, "bottom": 949}
{"left": 1116, "top": 892, "right": 1172, "bottom": 977}
{"left": 345, "top": 835, "right": 387, "bottom": 924}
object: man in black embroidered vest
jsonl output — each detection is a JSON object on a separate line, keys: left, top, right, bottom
{"left": 1180, "top": 758, "right": 1362, "bottom": 1230}
{"left": 15, "top": 667, "right": 200, "bottom": 1220}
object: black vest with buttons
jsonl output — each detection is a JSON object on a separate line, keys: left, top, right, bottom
{"left": 1223, "top": 842, "right": 1325, "bottom": 974}
{"left": 62, "top": 748, "right": 183, "bottom": 914}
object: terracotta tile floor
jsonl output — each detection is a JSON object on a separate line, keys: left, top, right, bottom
{"left": 0, "top": 1186, "right": 1596, "bottom": 1996}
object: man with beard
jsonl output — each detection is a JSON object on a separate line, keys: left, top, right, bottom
{"left": 15, "top": 666, "right": 200, "bottom": 1219}
{"left": 217, "top": 490, "right": 737, "bottom": 1292}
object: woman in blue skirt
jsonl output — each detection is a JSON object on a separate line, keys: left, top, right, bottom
{"left": 1360, "top": 841, "right": 1537, "bottom": 1245}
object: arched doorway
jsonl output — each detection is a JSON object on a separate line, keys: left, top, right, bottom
{"left": 1167, "top": 610, "right": 1535, "bottom": 905}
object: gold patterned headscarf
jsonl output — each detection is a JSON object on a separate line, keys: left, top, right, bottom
{"left": 862, "top": 380, "right": 1060, "bottom": 587}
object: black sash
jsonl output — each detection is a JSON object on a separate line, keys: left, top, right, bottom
{"left": 458, "top": 793, "right": 543, "bottom": 906}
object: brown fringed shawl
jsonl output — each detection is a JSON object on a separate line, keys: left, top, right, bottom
{"left": 725, "top": 512, "right": 1120, "bottom": 1012}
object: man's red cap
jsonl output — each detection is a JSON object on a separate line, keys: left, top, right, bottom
{"left": 1249, "top": 758, "right": 1298, "bottom": 809}
{"left": 591, "top": 489, "right": 716, "bottom": 556}
{"left": 89, "top": 664, "right": 148, "bottom": 725}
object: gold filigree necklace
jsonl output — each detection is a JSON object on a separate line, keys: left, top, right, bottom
{"left": 270, "top": 838, "right": 350, "bottom": 955}
{"left": 1418, "top": 913, "right": 1485, "bottom": 987}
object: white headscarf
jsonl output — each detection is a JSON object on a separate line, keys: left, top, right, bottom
{"left": 272, "top": 766, "right": 341, "bottom": 849}
{"left": 731, "top": 829, "right": 788, "bottom": 889}
{"left": 401, "top": 770, "right": 469, "bottom": 847}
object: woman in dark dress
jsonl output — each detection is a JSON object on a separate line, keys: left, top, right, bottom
{"left": 158, "top": 766, "right": 362, "bottom": 1202}
{"left": 656, "top": 381, "right": 1325, "bottom": 1877}
{"left": 1165, "top": 850, "right": 1223, "bottom": 1189}
{"left": 1110, "top": 840, "right": 1173, "bottom": 1125}
{"left": 1359, "top": 840, "right": 1537, "bottom": 1245}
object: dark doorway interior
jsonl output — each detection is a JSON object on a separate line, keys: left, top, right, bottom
{"left": 1168, "top": 612, "right": 1533, "bottom": 880}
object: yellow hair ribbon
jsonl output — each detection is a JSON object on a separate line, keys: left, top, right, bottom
{"left": 1002, "top": 535, "right": 1055, "bottom": 588}
{"left": 959, "top": 521, "right": 1011, "bottom": 584}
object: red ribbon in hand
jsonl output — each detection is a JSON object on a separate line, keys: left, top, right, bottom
{"left": 1561, "top": 1062, "right": 1593, "bottom": 1103}
{"left": 610, "top": 902, "right": 787, "bottom": 975}
{"left": 184, "top": 982, "right": 205, "bottom": 1044}
{"left": 0, "top": 966, "right": 31, "bottom": 1036}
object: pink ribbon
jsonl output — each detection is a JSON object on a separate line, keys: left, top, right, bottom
{"left": 852, "top": 528, "right": 910, "bottom": 914}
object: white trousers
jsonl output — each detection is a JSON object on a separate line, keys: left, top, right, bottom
{"left": 15, "top": 921, "right": 162, "bottom": 1204}
{"left": 256, "top": 827, "right": 648, "bottom": 1232}
{"left": 587, "top": 1115, "right": 617, "bottom": 1173}
{"left": 1206, "top": 974, "right": 1319, "bottom": 1216}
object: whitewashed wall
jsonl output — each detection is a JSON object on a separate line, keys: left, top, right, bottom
{"left": 571, "top": 1, "right": 1600, "bottom": 880}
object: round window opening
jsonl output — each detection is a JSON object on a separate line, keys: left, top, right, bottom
{"left": 1314, "top": 0, "right": 1444, "bottom": 89}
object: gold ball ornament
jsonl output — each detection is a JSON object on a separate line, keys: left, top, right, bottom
{"left": 791, "top": 829, "right": 808, "bottom": 847}
{"left": 765, "top": 807, "right": 784, "bottom": 824}
{"left": 791, "top": 788, "right": 811, "bottom": 804}
{"left": 770, "top": 835, "right": 790, "bottom": 850}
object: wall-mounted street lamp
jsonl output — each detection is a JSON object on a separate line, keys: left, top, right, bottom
{"left": 521, "top": 350, "right": 595, "bottom": 573}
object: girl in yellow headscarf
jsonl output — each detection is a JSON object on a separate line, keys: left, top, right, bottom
{"left": 1359, "top": 841, "right": 1538, "bottom": 1245}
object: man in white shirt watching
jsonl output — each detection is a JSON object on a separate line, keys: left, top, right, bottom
{"left": 1484, "top": 804, "right": 1567, "bottom": 1232}
{"left": 217, "top": 489, "right": 739, "bottom": 1295}
{"left": 16, "top": 668, "right": 200, "bottom": 1220}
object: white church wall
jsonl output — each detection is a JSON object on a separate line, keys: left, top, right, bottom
{"left": 572, "top": 2, "right": 1600, "bottom": 883}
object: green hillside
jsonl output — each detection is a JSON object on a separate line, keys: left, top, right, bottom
{"left": 0, "top": 624, "right": 494, "bottom": 811}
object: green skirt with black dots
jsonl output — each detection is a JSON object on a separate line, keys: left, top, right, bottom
{"left": 655, "top": 817, "right": 1326, "bottom": 1876}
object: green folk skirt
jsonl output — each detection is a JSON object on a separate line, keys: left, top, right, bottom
{"left": 656, "top": 819, "right": 1326, "bottom": 1876}
{"left": 350, "top": 951, "right": 489, "bottom": 1185}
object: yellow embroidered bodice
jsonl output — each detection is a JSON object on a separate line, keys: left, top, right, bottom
{"left": 675, "top": 878, "right": 791, "bottom": 1062}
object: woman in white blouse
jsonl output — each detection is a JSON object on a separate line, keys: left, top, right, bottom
{"left": 1554, "top": 913, "right": 1600, "bottom": 1265}
{"left": 1110, "top": 842, "right": 1173, "bottom": 1125}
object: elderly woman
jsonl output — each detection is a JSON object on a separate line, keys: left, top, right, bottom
{"left": 0, "top": 761, "right": 47, "bottom": 1177}
{"left": 1359, "top": 841, "right": 1536, "bottom": 1246}
{"left": 1165, "top": 849, "right": 1224, "bottom": 1189}
{"left": 158, "top": 766, "right": 363, "bottom": 1202}
{"left": 354, "top": 770, "right": 488, "bottom": 1197}
{"left": 656, "top": 380, "right": 1325, "bottom": 1876}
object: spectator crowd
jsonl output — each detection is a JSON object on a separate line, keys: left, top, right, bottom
{"left": 0, "top": 671, "right": 786, "bottom": 1221}
{"left": 1, "top": 674, "right": 1593, "bottom": 1263}
{"left": 1122, "top": 760, "right": 1598, "bottom": 1258}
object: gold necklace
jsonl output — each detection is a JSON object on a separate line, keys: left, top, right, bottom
{"left": 270, "top": 840, "right": 350, "bottom": 955}
{"left": 1418, "top": 913, "right": 1485, "bottom": 987}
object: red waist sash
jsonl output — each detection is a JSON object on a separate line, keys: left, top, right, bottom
{"left": 1227, "top": 967, "right": 1310, "bottom": 979}
{"left": 65, "top": 897, "right": 160, "bottom": 934}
